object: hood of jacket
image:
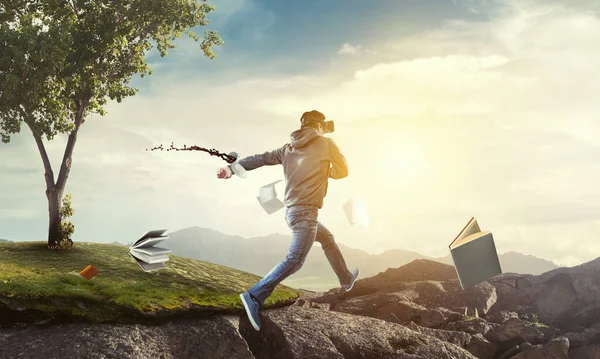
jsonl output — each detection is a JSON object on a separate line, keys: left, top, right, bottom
{"left": 290, "top": 127, "right": 321, "bottom": 148}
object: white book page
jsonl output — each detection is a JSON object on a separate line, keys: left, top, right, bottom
{"left": 130, "top": 250, "right": 170, "bottom": 264}
{"left": 130, "top": 254, "right": 166, "bottom": 272}
{"left": 343, "top": 198, "right": 369, "bottom": 228}
{"left": 258, "top": 180, "right": 283, "bottom": 203}
{"left": 133, "top": 229, "right": 167, "bottom": 246}
{"left": 131, "top": 236, "right": 167, "bottom": 249}
{"left": 132, "top": 246, "right": 171, "bottom": 256}
{"left": 257, "top": 196, "right": 285, "bottom": 215}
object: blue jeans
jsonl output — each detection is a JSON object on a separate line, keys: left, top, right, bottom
{"left": 248, "top": 204, "right": 353, "bottom": 306}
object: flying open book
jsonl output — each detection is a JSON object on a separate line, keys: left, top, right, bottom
{"left": 129, "top": 229, "right": 171, "bottom": 272}
{"left": 449, "top": 217, "right": 502, "bottom": 289}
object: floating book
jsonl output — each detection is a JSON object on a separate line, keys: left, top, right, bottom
{"left": 129, "top": 229, "right": 171, "bottom": 272}
{"left": 80, "top": 264, "right": 99, "bottom": 280}
{"left": 343, "top": 198, "right": 369, "bottom": 228}
{"left": 257, "top": 180, "right": 285, "bottom": 215}
{"left": 449, "top": 217, "right": 502, "bottom": 289}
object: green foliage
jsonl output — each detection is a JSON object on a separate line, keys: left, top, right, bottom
{"left": 0, "top": 0, "right": 223, "bottom": 143}
{"left": 60, "top": 193, "right": 74, "bottom": 219}
{"left": 0, "top": 242, "right": 300, "bottom": 324}
{"left": 522, "top": 313, "right": 549, "bottom": 328}
{"left": 60, "top": 194, "right": 75, "bottom": 235}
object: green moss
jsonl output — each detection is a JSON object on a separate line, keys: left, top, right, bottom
{"left": 0, "top": 241, "right": 300, "bottom": 323}
{"left": 521, "top": 313, "right": 549, "bottom": 328}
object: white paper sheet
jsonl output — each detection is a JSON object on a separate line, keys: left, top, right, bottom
{"left": 257, "top": 180, "right": 285, "bottom": 214}
{"left": 343, "top": 198, "right": 369, "bottom": 228}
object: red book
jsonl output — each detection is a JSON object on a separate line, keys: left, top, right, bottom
{"left": 80, "top": 265, "right": 99, "bottom": 280}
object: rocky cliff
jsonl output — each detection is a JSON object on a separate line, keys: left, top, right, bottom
{"left": 2, "top": 258, "right": 600, "bottom": 359}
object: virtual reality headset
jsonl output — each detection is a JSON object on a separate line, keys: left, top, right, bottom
{"left": 321, "top": 120, "right": 335, "bottom": 133}
{"left": 300, "top": 110, "right": 335, "bottom": 133}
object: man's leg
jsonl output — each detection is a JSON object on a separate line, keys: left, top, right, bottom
{"left": 315, "top": 221, "right": 353, "bottom": 286}
{"left": 247, "top": 205, "right": 319, "bottom": 306}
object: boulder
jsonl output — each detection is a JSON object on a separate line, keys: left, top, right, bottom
{"left": 364, "top": 260, "right": 459, "bottom": 286}
{"left": 444, "top": 318, "right": 499, "bottom": 336}
{"left": 485, "top": 317, "right": 559, "bottom": 345}
{"left": 314, "top": 260, "right": 458, "bottom": 302}
{"left": 389, "top": 321, "right": 499, "bottom": 359}
{"left": 293, "top": 299, "right": 312, "bottom": 309}
{"left": 411, "top": 280, "right": 497, "bottom": 315}
{"left": 331, "top": 292, "right": 424, "bottom": 318}
{"left": 487, "top": 274, "right": 535, "bottom": 313}
{"left": 332, "top": 292, "right": 445, "bottom": 326}
{"left": 0, "top": 316, "right": 253, "bottom": 359}
{"left": 413, "top": 280, "right": 447, "bottom": 299}
{"left": 333, "top": 292, "right": 457, "bottom": 329}
{"left": 485, "top": 311, "right": 519, "bottom": 324}
{"left": 525, "top": 272, "right": 580, "bottom": 329}
{"left": 569, "top": 343, "right": 600, "bottom": 359}
{"left": 436, "top": 307, "right": 468, "bottom": 322}
{"left": 309, "top": 302, "right": 330, "bottom": 310}
{"left": 466, "top": 333, "right": 498, "bottom": 359}
{"left": 489, "top": 258, "right": 600, "bottom": 332}
{"left": 509, "top": 336, "right": 569, "bottom": 359}
{"left": 238, "top": 306, "right": 478, "bottom": 359}
{"left": 409, "top": 307, "right": 449, "bottom": 328}
{"left": 459, "top": 282, "right": 498, "bottom": 315}
{"left": 562, "top": 322, "right": 600, "bottom": 349}
{"left": 326, "top": 279, "right": 495, "bottom": 329}
{"left": 405, "top": 321, "right": 472, "bottom": 347}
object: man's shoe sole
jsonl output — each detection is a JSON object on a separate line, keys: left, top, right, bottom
{"left": 344, "top": 269, "right": 360, "bottom": 292}
{"left": 240, "top": 293, "right": 260, "bottom": 331}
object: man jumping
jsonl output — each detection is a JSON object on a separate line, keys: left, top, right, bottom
{"left": 216, "top": 110, "right": 360, "bottom": 331}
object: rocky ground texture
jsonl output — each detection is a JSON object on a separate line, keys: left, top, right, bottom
{"left": 2, "top": 258, "right": 600, "bottom": 358}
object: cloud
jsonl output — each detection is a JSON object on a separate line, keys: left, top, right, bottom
{"left": 263, "top": 1, "right": 600, "bottom": 125}
{"left": 0, "top": 208, "right": 38, "bottom": 219}
{"left": 337, "top": 43, "right": 362, "bottom": 55}
{"left": 248, "top": 0, "right": 600, "bottom": 262}
{"left": 2, "top": 0, "right": 600, "bottom": 266}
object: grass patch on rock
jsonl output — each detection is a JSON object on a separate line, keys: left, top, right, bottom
{"left": 0, "top": 241, "right": 300, "bottom": 324}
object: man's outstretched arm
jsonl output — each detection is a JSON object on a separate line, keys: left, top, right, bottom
{"left": 229, "top": 144, "right": 287, "bottom": 173}
{"left": 328, "top": 138, "right": 348, "bottom": 179}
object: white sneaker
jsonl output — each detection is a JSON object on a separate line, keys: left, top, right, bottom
{"left": 342, "top": 268, "right": 360, "bottom": 292}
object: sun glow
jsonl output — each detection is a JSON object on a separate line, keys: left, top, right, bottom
{"left": 375, "top": 134, "right": 428, "bottom": 186}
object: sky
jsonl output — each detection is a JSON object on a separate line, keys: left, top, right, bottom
{"left": 2, "top": 0, "right": 600, "bottom": 267}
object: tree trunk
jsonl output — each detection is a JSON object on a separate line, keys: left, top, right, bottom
{"left": 46, "top": 187, "right": 62, "bottom": 247}
{"left": 26, "top": 97, "right": 88, "bottom": 248}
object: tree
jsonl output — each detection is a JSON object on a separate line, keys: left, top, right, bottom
{"left": 0, "top": 0, "right": 223, "bottom": 248}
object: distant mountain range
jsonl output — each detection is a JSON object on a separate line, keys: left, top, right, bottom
{"left": 0, "top": 229, "right": 561, "bottom": 291}
{"left": 160, "top": 226, "right": 559, "bottom": 290}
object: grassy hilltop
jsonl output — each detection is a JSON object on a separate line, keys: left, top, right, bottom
{"left": 0, "top": 242, "right": 300, "bottom": 325}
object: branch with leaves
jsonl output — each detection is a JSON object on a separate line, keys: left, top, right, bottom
{"left": 0, "top": 0, "right": 223, "bottom": 247}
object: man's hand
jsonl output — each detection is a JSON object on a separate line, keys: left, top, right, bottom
{"left": 217, "top": 166, "right": 233, "bottom": 179}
